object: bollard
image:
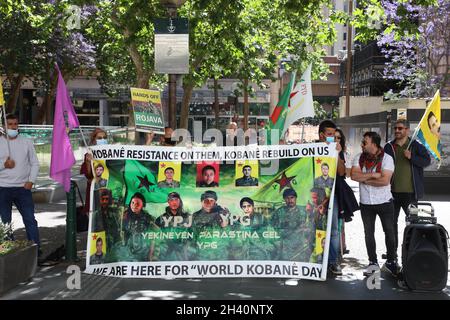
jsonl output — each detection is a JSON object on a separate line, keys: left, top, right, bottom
{"left": 65, "top": 180, "right": 78, "bottom": 261}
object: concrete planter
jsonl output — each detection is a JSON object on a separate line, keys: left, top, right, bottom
{"left": 0, "top": 243, "right": 38, "bottom": 295}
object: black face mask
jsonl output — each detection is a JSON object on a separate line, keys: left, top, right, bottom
{"left": 165, "top": 138, "right": 176, "bottom": 145}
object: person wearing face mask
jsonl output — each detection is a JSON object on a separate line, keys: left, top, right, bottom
{"left": 80, "top": 128, "right": 108, "bottom": 215}
{"left": 0, "top": 114, "right": 41, "bottom": 254}
{"left": 315, "top": 120, "right": 345, "bottom": 276}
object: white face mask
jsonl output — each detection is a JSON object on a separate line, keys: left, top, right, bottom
{"left": 7, "top": 129, "right": 19, "bottom": 138}
{"left": 96, "top": 139, "right": 108, "bottom": 145}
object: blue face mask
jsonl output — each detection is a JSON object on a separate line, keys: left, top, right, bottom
{"left": 7, "top": 129, "right": 19, "bottom": 138}
{"left": 96, "top": 139, "right": 108, "bottom": 145}
{"left": 326, "top": 136, "right": 335, "bottom": 143}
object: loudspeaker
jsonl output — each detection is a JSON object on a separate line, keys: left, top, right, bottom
{"left": 402, "top": 223, "right": 449, "bottom": 291}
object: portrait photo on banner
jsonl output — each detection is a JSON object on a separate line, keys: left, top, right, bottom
{"left": 196, "top": 161, "right": 220, "bottom": 187}
{"left": 157, "top": 161, "right": 182, "bottom": 188}
{"left": 89, "top": 231, "right": 107, "bottom": 265}
{"left": 235, "top": 160, "right": 259, "bottom": 187}
{"left": 93, "top": 159, "right": 109, "bottom": 190}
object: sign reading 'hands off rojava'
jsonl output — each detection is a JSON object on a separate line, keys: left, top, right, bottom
{"left": 85, "top": 143, "right": 337, "bottom": 281}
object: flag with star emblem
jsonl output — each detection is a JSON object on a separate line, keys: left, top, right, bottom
{"left": 250, "top": 157, "right": 313, "bottom": 205}
{"left": 282, "top": 64, "right": 314, "bottom": 136}
{"left": 123, "top": 160, "right": 168, "bottom": 205}
{"left": 267, "top": 71, "right": 296, "bottom": 144}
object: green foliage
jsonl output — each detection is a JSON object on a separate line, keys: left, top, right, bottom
{"left": 84, "top": 0, "right": 166, "bottom": 92}
{"left": 0, "top": 222, "right": 32, "bottom": 255}
{"left": 352, "top": 0, "right": 438, "bottom": 43}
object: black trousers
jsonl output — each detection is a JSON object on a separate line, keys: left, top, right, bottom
{"left": 392, "top": 192, "right": 417, "bottom": 251}
{"left": 360, "top": 201, "right": 397, "bottom": 264}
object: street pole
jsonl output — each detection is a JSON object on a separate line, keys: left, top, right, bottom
{"left": 65, "top": 181, "right": 77, "bottom": 262}
{"left": 169, "top": 73, "right": 177, "bottom": 130}
{"left": 161, "top": 0, "right": 186, "bottom": 130}
{"left": 243, "top": 78, "right": 249, "bottom": 132}
{"left": 345, "top": 0, "right": 353, "bottom": 117}
{"left": 168, "top": 8, "right": 177, "bottom": 130}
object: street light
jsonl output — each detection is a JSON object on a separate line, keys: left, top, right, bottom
{"left": 160, "top": 0, "right": 187, "bottom": 130}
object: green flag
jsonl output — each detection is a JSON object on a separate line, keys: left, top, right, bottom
{"left": 123, "top": 160, "right": 168, "bottom": 205}
{"left": 267, "top": 71, "right": 296, "bottom": 145}
{"left": 251, "top": 157, "right": 313, "bottom": 205}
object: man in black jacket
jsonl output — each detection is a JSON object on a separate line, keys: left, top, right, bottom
{"left": 384, "top": 119, "right": 431, "bottom": 252}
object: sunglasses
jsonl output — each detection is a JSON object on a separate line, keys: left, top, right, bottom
{"left": 335, "top": 136, "right": 341, "bottom": 140}
{"left": 394, "top": 127, "right": 406, "bottom": 131}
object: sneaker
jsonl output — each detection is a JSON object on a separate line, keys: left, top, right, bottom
{"left": 363, "top": 262, "right": 380, "bottom": 277}
{"left": 381, "top": 253, "right": 387, "bottom": 259}
{"left": 328, "top": 263, "right": 343, "bottom": 276}
{"left": 382, "top": 261, "right": 400, "bottom": 277}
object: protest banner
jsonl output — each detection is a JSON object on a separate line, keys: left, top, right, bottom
{"left": 85, "top": 143, "right": 337, "bottom": 280}
{"left": 130, "top": 88, "right": 164, "bottom": 134}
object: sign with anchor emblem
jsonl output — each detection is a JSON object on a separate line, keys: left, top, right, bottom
{"left": 154, "top": 18, "right": 189, "bottom": 74}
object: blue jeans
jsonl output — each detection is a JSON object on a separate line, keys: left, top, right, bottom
{"left": 328, "top": 197, "right": 340, "bottom": 265}
{"left": 0, "top": 187, "right": 40, "bottom": 246}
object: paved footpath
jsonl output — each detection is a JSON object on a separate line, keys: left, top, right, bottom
{"left": 2, "top": 180, "right": 449, "bottom": 300}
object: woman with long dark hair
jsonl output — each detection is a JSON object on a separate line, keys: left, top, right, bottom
{"left": 80, "top": 128, "right": 108, "bottom": 214}
{"left": 335, "top": 128, "right": 359, "bottom": 258}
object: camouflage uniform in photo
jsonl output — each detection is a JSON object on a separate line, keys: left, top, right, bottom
{"left": 89, "top": 253, "right": 105, "bottom": 265}
{"left": 235, "top": 176, "right": 259, "bottom": 187}
{"left": 228, "top": 214, "right": 275, "bottom": 260}
{"left": 192, "top": 205, "right": 230, "bottom": 260}
{"left": 92, "top": 206, "right": 122, "bottom": 253}
{"left": 157, "top": 180, "right": 180, "bottom": 188}
{"left": 121, "top": 210, "right": 160, "bottom": 261}
{"left": 314, "top": 176, "right": 334, "bottom": 197}
{"left": 270, "top": 205, "right": 315, "bottom": 261}
{"left": 155, "top": 208, "right": 196, "bottom": 261}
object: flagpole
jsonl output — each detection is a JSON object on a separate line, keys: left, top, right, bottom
{"left": 78, "top": 125, "right": 89, "bottom": 149}
{"left": 301, "top": 121, "right": 305, "bottom": 143}
{"left": 1, "top": 104, "right": 11, "bottom": 156}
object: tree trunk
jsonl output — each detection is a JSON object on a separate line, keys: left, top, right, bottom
{"left": 6, "top": 74, "right": 24, "bottom": 114}
{"left": 180, "top": 83, "right": 194, "bottom": 130}
{"left": 36, "top": 72, "right": 58, "bottom": 125}
{"left": 214, "top": 78, "right": 219, "bottom": 129}
{"left": 243, "top": 78, "right": 249, "bottom": 131}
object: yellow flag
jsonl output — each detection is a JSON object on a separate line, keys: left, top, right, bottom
{"left": 0, "top": 79, "right": 4, "bottom": 105}
{"left": 413, "top": 90, "right": 441, "bottom": 161}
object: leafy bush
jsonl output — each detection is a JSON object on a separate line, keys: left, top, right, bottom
{"left": 0, "top": 222, "right": 33, "bottom": 255}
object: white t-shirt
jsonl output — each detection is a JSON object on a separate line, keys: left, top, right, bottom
{"left": 352, "top": 152, "right": 394, "bottom": 205}
{"left": 343, "top": 151, "right": 352, "bottom": 169}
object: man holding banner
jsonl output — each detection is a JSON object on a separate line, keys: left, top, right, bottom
{"left": 384, "top": 119, "right": 431, "bottom": 253}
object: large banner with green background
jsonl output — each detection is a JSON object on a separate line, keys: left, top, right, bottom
{"left": 85, "top": 144, "right": 337, "bottom": 280}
